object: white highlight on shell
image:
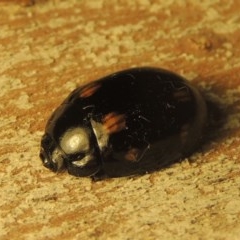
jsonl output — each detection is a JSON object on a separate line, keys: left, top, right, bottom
{"left": 72, "top": 155, "right": 93, "bottom": 168}
{"left": 60, "top": 127, "right": 90, "bottom": 154}
{"left": 90, "top": 119, "right": 109, "bottom": 150}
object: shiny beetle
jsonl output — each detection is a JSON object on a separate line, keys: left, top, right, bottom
{"left": 40, "top": 67, "right": 207, "bottom": 179}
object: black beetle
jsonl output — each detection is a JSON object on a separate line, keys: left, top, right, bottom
{"left": 40, "top": 67, "right": 207, "bottom": 179}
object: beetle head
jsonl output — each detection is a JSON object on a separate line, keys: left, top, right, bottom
{"left": 40, "top": 126, "right": 101, "bottom": 177}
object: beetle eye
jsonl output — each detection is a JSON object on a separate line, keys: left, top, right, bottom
{"left": 51, "top": 149, "right": 65, "bottom": 171}
{"left": 40, "top": 147, "right": 65, "bottom": 172}
{"left": 40, "top": 148, "right": 50, "bottom": 166}
{"left": 60, "top": 127, "right": 90, "bottom": 154}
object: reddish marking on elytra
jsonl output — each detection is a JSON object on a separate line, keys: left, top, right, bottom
{"left": 125, "top": 148, "right": 140, "bottom": 162}
{"left": 80, "top": 83, "right": 101, "bottom": 98}
{"left": 103, "top": 112, "right": 126, "bottom": 134}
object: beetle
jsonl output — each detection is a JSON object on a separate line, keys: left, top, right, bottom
{"left": 39, "top": 67, "right": 207, "bottom": 179}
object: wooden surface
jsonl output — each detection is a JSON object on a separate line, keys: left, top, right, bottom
{"left": 0, "top": 1, "right": 240, "bottom": 239}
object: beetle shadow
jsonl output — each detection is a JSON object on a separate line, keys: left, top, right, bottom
{"left": 201, "top": 94, "right": 226, "bottom": 151}
{"left": 190, "top": 75, "right": 235, "bottom": 159}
